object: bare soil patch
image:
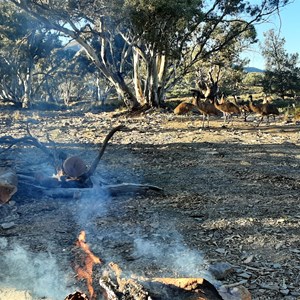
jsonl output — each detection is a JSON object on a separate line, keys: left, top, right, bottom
{"left": 0, "top": 107, "right": 300, "bottom": 300}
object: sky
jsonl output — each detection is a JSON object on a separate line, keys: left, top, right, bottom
{"left": 242, "top": 0, "right": 300, "bottom": 69}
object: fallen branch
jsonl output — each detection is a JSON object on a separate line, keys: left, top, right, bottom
{"left": 0, "top": 135, "right": 57, "bottom": 169}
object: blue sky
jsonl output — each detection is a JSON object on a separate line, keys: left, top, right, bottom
{"left": 242, "top": 0, "right": 300, "bottom": 69}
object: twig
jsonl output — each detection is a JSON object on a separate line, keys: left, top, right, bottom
{"left": 220, "top": 280, "right": 248, "bottom": 288}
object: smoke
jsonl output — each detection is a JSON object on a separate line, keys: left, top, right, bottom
{"left": 72, "top": 181, "right": 110, "bottom": 230}
{"left": 0, "top": 241, "right": 72, "bottom": 299}
{"left": 133, "top": 236, "right": 211, "bottom": 279}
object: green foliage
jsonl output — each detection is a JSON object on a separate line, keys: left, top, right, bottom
{"left": 5, "top": 0, "right": 295, "bottom": 109}
{"left": 0, "top": 1, "right": 64, "bottom": 105}
{"left": 261, "top": 29, "right": 300, "bottom": 98}
{"left": 121, "top": 0, "right": 202, "bottom": 54}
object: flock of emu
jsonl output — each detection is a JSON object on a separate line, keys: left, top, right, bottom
{"left": 174, "top": 91, "right": 280, "bottom": 128}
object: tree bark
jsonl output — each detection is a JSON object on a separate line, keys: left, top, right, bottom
{"left": 22, "top": 67, "right": 32, "bottom": 108}
{"left": 133, "top": 48, "right": 146, "bottom": 106}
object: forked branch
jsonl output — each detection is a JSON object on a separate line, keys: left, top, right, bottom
{"left": 79, "top": 125, "right": 126, "bottom": 181}
{"left": 0, "top": 135, "right": 56, "bottom": 167}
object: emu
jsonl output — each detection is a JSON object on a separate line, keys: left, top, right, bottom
{"left": 173, "top": 102, "right": 196, "bottom": 115}
{"left": 192, "top": 97, "right": 221, "bottom": 128}
{"left": 212, "top": 96, "right": 240, "bottom": 125}
{"left": 248, "top": 95, "right": 279, "bottom": 126}
{"left": 232, "top": 95, "right": 251, "bottom": 122}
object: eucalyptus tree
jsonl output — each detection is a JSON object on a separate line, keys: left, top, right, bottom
{"left": 7, "top": 0, "right": 292, "bottom": 109}
{"left": 261, "top": 29, "right": 300, "bottom": 98}
{"left": 0, "top": 1, "right": 63, "bottom": 107}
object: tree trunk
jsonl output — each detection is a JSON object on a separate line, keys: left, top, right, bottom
{"left": 113, "top": 75, "right": 140, "bottom": 110}
{"left": 157, "top": 53, "right": 167, "bottom": 105}
{"left": 133, "top": 48, "right": 146, "bottom": 106}
{"left": 147, "top": 50, "right": 159, "bottom": 107}
{"left": 22, "top": 67, "right": 32, "bottom": 108}
{"left": 95, "top": 76, "right": 102, "bottom": 104}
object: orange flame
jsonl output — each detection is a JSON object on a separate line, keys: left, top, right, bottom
{"left": 74, "top": 231, "right": 102, "bottom": 299}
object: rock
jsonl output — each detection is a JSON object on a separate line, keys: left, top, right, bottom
{"left": 231, "top": 286, "right": 252, "bottom": 300}
{"left": 218, "top": 285, "right": 252, "bottom": 300}
{"left": 272, "top": 263, "right": 282, "bottom": 269}
{"left": 0, "top": 221, "right": 15, "bottom": 229}
{"left": 280, "top": 289, "right": 290, "bottom": 295}
{"left": 243, "top": 255, "right": 254, "bottom": 264}
{"left": 208, "top": 262, "right": 234, "bottom": 280}
{"left": 215, "top": 248, "right": 226, "bottom": 254}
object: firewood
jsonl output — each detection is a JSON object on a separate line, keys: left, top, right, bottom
{"left": 99, "top": 276, "right": 120, "bottom": 300}
{"left": 43, "top": 183, "right": 163, "bottom": 198}
{"left": 79, "top": 125, "right": 127, "bottom": 181}
{"left": 99, "top": 262, "right": 152, "bottom": 300}
{"left": 0, "top": 168, "right": 18, "bottom": 204}
{"left": 63, "top": 156, "right": 88, "bottom": 178}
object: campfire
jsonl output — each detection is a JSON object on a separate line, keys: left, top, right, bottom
{"left": 0, "top": 125, "right": 163, "bottom": 202}
{"left": 66, "top": 232, "right": 251, "bottom": 300}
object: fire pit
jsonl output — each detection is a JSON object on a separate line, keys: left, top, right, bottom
{"left": 67, "top": 232, "right": 251, "bottom": 300}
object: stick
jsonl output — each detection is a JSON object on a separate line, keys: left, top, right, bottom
{"left": 81, "top": 125, "right": 127, "bottom": 180}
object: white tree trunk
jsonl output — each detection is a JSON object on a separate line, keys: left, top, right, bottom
{"left": 133, "top": 48, "right": 146, "bottom": 106}
{"left": 22, "top": 67, "right": 32, "bottom": 108}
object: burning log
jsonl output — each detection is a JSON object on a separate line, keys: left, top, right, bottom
{"left": 0, "top": 168, "right": 18, "bottom": 204}
{"left": 70, "top": 233, "right": 251, "bottom": 300}
{"left": 99, "top": 262, "right": 224, "bottom": 300}
{"left": 100, "top": 262, "right": 153, "bottom": 300}
{"left": 100, "top": 272, "right": 251, "bottom": 300}
{"left": 63, "top": 156, "right": 88, "bottom": 178}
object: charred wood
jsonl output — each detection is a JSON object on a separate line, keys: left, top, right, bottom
{"left": 65, "top": 291, "right": 89, "bottom": 300}
{"left": 43, "top": 183, "right": 164, "bottom": 198}
{"left": 79, "top": 125, "right": 127, "bottom": 182}
{"left": 0, "top": 168, "right": 18, "bottom": 204}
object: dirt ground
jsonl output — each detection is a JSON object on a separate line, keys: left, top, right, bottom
{"left": 0, "top": 105, "right": 300, "bottom": 300}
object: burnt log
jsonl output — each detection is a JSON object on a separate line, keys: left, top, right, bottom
{"left": 99, "top": 263, "right": 226, "bottom": 300}
{"left": 0, "top": 125, "right": 127, "bottom": 186}
{"left": 43, "top": 183, "right": 164, "bottom": 198}
{"left": 0, "top": 168, "right": 18, "bottom": 204}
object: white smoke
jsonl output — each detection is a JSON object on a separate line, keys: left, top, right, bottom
{"left": 72, "top": 181, "right": 110, "bottom": 230}
{"left": 0, "top": 242, "right": 72, "bottom": 299}
{"left": 133, "top": 234, "right": 212, "bottom": 280}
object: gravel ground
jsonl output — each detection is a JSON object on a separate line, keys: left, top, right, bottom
{"left": 0, "top": 106, "right": 300, "bottom": 300}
